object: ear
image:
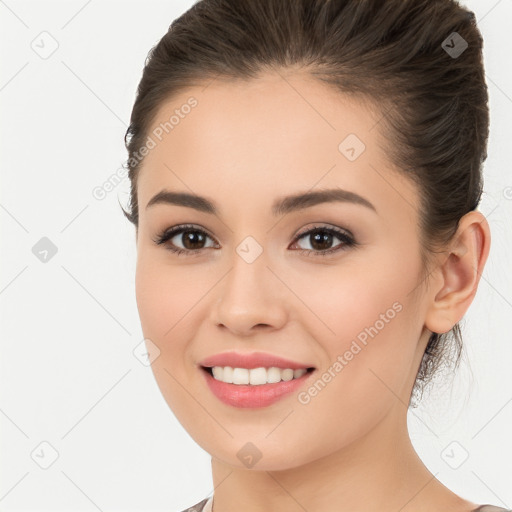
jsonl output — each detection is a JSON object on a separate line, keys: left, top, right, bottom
{"left": 424, "top": 210, "right": 491, "bottom": 335}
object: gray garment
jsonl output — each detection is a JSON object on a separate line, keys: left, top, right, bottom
{"left": 180, "top": 497, "right": 209, "bottom": 512}
{"left": 473, "top": 507, "right": 512, "bottom": 512}
{"left": 179, "top": 498, "right": 511, "bottom": 512}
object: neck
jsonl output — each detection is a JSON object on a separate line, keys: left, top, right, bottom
{"left": 209, "top": 401, "right": 473, "bottom": 512}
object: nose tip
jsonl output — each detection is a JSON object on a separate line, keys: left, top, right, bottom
{"left": 210, "top": 263, "right": 288, "bottom": 336}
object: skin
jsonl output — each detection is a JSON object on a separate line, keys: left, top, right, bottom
{"left": 133, "top": 70, "right": 491, "bottom": 512}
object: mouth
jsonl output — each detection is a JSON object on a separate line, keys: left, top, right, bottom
{"left": 200, "top": 364, "right": 316, "bottom": 408}
{"left": 197, "top": 350, "right": 317, "bottom": 408}
{"left": 201, "top": 365, "right": 316, "bottom": 385}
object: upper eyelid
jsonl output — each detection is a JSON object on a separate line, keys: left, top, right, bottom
{"left": 294, "top": 223, "right": 353, "bottom": 238}
{"left": 170, "top": 224, "right": 218, "bottom": 243}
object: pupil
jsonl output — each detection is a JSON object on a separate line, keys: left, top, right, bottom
{"left": 184, "top": 230, "right": 205, "bottom": 249}
{"left": 311, "top": 231, "right": 332, "bottom": 251}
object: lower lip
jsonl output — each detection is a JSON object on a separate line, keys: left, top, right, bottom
{"left": 201, "top": 367, "right": 314, "bottom": 408}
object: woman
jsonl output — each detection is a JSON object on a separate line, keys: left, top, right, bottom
{"left": 122, "top": 1, "right": 508, "bottom": 511}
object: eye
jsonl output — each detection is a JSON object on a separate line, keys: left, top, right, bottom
{"left": 290, "top": 225, "right": 357, "bottom": 257}
{"left": 152, "top": 224, "right": 218, "bottom": 256}
{"left": 152, "top": 223, "right": 358, "bottom": 257}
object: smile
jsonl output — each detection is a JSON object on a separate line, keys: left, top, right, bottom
{"left": 200, "top": 366, "right": 316, "bottom": 408}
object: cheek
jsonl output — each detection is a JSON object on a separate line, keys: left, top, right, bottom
{"left": 298, "top": 252, "right": 422, "bottom": 402}
{"left": 135, "top": 254, "right": 204, "bottom": 341}
{"left": 135, "top": 258, "right": 171, "bottom": 340}
{"left": 294, "top": 259, "right": 410, "bottom": 344}
{"left": 134, "top": 256, "right": 205, "bottom": 415}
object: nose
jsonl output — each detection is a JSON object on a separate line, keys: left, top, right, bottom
{"left": 209, "top": 250, "right": 288, "bottom": 337}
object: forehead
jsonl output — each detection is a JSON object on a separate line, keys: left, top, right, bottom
{"left": 136, "top": 72, "right": 418, "bottom": 221}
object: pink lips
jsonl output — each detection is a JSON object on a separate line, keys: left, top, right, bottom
{"left": 198, "top": 351, "right": 316, "bottom": 409}
{"left": 198, "top": 351, "right": 314, "bottom": 370}
{"left": 201, "top": 368, "right": 313, "bottom": 408}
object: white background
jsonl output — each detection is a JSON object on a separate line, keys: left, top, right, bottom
{"left": 0, "top": 0, "right": 511, "bottom": 510}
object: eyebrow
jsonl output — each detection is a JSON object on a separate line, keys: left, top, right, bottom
{"left": 145, "top": 187, "right": 377, "bottom": 216}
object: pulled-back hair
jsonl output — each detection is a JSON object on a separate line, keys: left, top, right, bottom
{"left": 122, "top": 0, "right": 489, "bottom": 405}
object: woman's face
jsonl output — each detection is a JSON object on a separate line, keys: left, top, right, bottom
{"left": 134, "top": 72, "right": 436, "bottom": 470}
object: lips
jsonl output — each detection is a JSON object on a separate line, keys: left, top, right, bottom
{"left": 199, "top": 351, "right": 315, "bottom": 370}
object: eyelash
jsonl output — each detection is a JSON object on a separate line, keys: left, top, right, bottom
{"left": 152, "top": 223, "right": 357, "bottom": 258}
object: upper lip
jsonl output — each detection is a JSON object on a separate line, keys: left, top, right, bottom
{"left": 199, "top": 351, "right": 315, "bottom": 370}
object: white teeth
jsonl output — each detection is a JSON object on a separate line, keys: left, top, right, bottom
{"left": 282, "top": 369, "right": 294, "bottom": 381}
{"left": 222, "top": 366, "right": 233, "bottom": 383}
{"left": 233, "top": 367, "right": 249, "bottom": 385}
{"left": 293, "top": 368, "right": 307, "bottom": 379}
{"left": 267, "top": 367, "right": 282, "bottom": 383}
{"left": 249, "top": 367, "right": 267, "bottom": 385}
{"left": 209, "top": 366, "right": 309, "bottom": 385}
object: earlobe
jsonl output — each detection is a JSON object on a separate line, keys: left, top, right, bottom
{"left": 424, "top": 211, "right": 491, "bottom": 335}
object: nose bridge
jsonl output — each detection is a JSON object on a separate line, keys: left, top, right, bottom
{"left": 222, "top": 234, "right": 272, "bottom": 307}
{"left": 211, "top": 234, "right": 287, "bottom": 333}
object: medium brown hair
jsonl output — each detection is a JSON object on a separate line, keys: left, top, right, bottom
{"left": 122, "top": 0, "right": 489, "bottom": 405}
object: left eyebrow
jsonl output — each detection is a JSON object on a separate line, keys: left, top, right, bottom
{"left": 272, "top": 188, "right": 377, "bottom": 216}
{"left": 145, "top": 187, "right": 377, "bottom": 216}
